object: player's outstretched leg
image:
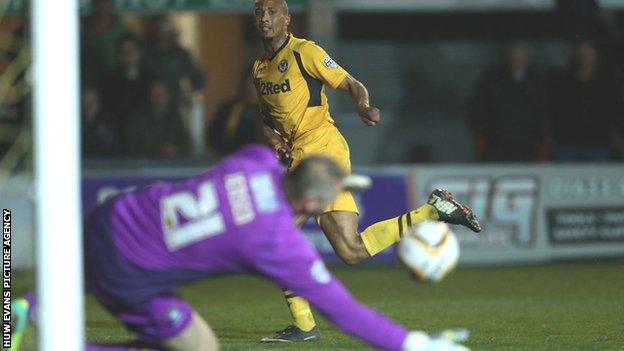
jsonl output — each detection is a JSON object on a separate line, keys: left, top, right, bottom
{"left": 360, "top": 188, "right": 481, "bottom": 256}
{"left": 360, "top": 202, "right": 439, "bottom": 257}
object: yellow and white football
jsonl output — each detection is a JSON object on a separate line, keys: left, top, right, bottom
{"left": 397, "top": 221, "right": 460, "bottom": 282}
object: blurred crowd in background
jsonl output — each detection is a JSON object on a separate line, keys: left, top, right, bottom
{"left": 469, "top": 40, "right": 623, "bottom": 162}
{"left": 469, "top": 0, "right": 624, "bottom": 162}
{"left": 1, "top": 0, "right": 623, "bottom": 163}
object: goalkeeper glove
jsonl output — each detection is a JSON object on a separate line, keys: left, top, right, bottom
{"left": 401, "top": 329, "right": 470, "bottom": 351}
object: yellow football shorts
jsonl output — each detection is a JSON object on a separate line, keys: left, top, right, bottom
{"left": 290, "top": 124, "right": 359, "bottom": 215}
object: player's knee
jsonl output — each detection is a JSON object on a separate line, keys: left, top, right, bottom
{"left": 334, "top": 237, "right": 368, "bottom": 265}
{"left": 337, "top": 251, "right": 363, "bottom": 265}
{"left": 319, "top": 211, "right": 369, "bottom": 265}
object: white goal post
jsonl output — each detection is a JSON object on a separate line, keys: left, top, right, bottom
{"left": 32, "top": 0, "right": 84, "bottom": 350}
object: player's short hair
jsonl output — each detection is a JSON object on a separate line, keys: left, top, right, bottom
{"left": 285, "top": 156, "right": 345, "bottom": 203}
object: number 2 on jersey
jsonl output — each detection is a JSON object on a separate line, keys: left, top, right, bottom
{"left": 161, "top": 181, "right": 225, "bottom": 251}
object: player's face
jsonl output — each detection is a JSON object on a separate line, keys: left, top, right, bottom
{"left": 253, "top": 0, "right": 290, "bottom": 40}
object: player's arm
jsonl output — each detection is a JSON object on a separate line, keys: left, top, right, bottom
{"left": 261, "top": 122, "right": 292, "bottom": 167}
{"left": 260, "top": 116, "right": 285, "bottom": 150}
{"left": 298, "top": 42, "right": 380, "bottom": 127}
{"left": 258, "top": 101, "right": 292, "bottom": 167}
{"left": 337, "top": 75, "right": 380, "bottom": 127}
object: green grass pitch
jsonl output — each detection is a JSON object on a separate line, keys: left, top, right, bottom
{"left": 13, "top": 262, "right": 624, "bottom": 350}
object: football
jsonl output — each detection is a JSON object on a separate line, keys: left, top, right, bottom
{"left": 397, "top": 221, "right": 460, "bottom": 282}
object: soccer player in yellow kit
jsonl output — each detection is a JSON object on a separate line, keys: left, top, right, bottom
{"left": 252, "top": 0, "right": 482, "bottom": 342}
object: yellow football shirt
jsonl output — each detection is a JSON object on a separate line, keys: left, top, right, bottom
{"left": 252, "top": 34, "right": 349, "bottom": 144}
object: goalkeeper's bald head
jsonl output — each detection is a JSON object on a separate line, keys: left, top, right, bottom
{"left": 285, "top": 156, "right": 345, "bottom": 205}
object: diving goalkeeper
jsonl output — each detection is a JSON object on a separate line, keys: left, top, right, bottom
{"left": 11, "top": 145, "right": 468, "bottom": 351}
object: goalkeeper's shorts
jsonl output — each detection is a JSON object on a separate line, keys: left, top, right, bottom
{"left": 84, "top": 204, "right": 196, "bottom": 343}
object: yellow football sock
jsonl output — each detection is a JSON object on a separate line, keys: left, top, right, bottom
{"left": 360, "top": 203, "right": 439, "bottom": 256}
{"left": 284, "top": 290, "right": 316, "bottom": 332}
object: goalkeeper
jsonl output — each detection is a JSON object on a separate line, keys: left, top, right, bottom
{"left": 12, "top": 145, "right": 469, "bottom": 351}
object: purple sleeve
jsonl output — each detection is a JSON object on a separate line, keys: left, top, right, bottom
{"left": 243, "top": 224, "right": 409, "bottom": 351}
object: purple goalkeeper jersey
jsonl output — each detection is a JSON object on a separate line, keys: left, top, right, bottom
{"left": 96, "top": 144, "right": 409, "bottom": 351}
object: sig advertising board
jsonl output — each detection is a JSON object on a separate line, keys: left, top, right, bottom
{"left": 408, "top": 164, "right": 624, "bottom": 264}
